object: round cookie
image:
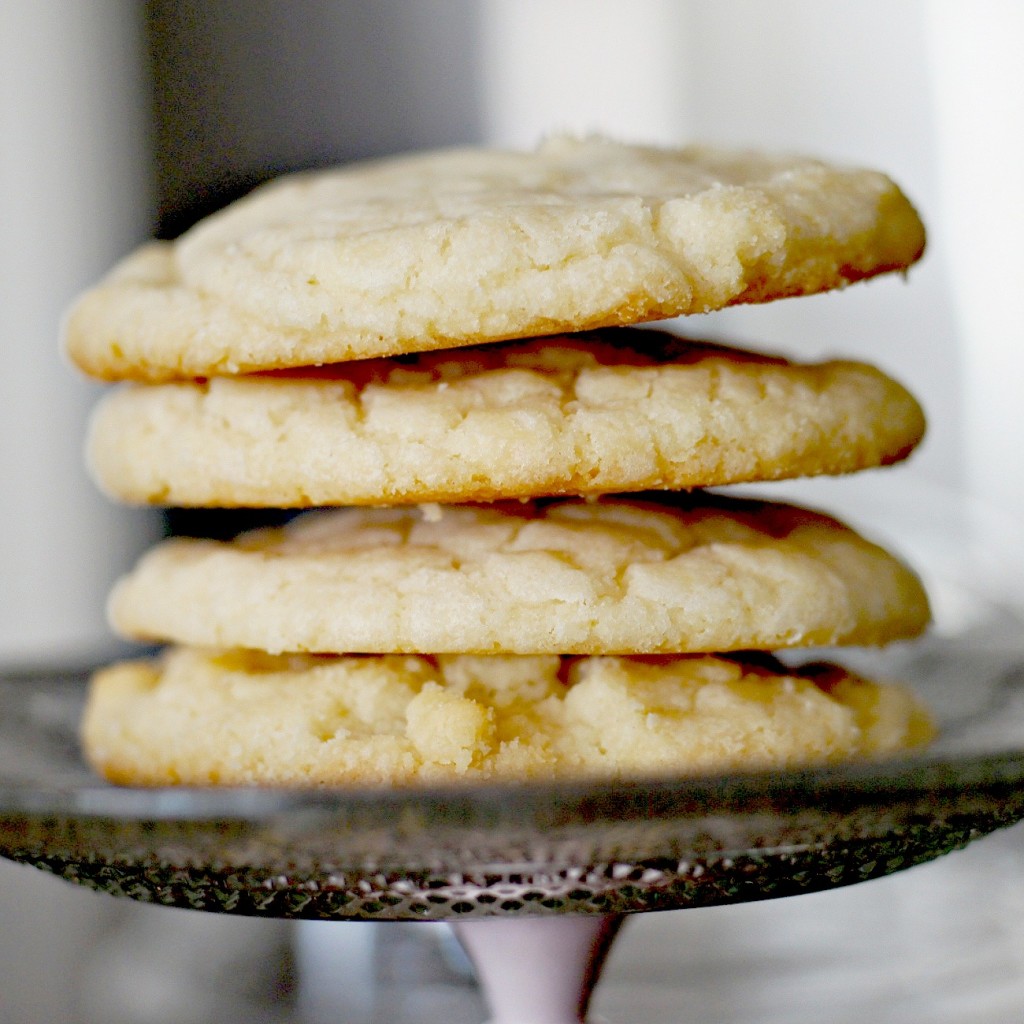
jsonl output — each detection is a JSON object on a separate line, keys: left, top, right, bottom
{"left": 64, "top": 137, "right": 926, "bottom": 381}
{"left": 87, "top": 329, "right": 926, "bottom": 507}
{"left": 107, "top": 494, "right": 930, "bottom": 655}
{"left": 81, "top": 647, "right": 935, "bottom": 787}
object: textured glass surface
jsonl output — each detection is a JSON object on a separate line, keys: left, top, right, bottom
{"left": 3, "top": 625, "right": 1024, "bottom": 920}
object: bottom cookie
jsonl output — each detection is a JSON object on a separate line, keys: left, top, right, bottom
{"left": 82, "top": 648, "right": 934, "bottom": 787}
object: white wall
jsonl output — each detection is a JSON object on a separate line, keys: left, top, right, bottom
{"left": 925, "top": 1, "right": 1024, "bottom": 516}
{"left": 0, "top": 5, "right": 159, "bottom": 1022}
{"left": 0, "top": 1, "right": 159, "bottom": 665}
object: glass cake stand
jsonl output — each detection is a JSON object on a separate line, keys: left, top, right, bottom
{"left": 2, "top": 478, "right": 1023, "bottom": 1022}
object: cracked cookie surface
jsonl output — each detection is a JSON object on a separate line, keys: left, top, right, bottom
{"left": 65, "top": 137, "right": 925, "bottom": 381}
{"left": 82, "top": 647, "right": 935, "bottom": 786}
{"left": 87, "top": 329, "right": 925, "bottom": 506}
{"left": 107, "top": 494, "right": 930, "bottom": 655}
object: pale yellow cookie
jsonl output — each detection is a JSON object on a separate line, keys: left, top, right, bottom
{"left": 86, "top": 330, "right": 925, "bottom": 507}
{"left": 64, "top": 137, "right": 925, "bottom": 381}
{"left": 81, "top": 647, "right": 934, "bottom": 787}
{"left": 107, "top": 495, "right": 930, "bottom": 655}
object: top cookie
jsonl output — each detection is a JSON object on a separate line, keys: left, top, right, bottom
{"left": 65, "top": 137, "right": 926, "bottom": 381}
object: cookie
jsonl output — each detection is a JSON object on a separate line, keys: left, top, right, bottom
{"left": 107, "top": 494, "right": 930, "bottom": 655}
{"left": 81, "top": 647, "right": 935, "bottom": 786}
{"left": 86, "top": 329, "right": 925, "bottom": 507}
{"left": 64, "top": 137, "right": 925, "bottom": 382}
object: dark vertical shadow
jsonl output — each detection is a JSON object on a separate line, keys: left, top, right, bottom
{"left": 146, "top": 0, "right": 485, "bottom": 236}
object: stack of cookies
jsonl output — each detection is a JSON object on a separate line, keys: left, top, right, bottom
{"left": 67, "top": 137, "right": 935, "bottom": 787}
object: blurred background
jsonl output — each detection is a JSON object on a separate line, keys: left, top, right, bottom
{"left": 1, "top": 1, "right": 1022, "bottom": 1021}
